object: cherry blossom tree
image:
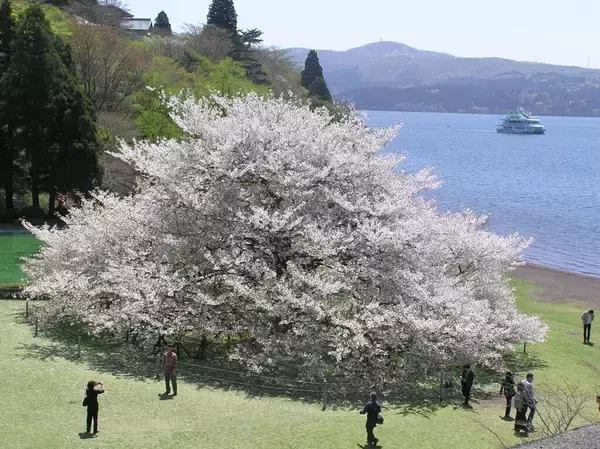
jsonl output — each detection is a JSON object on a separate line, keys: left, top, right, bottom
{"left": 23, "top": 93, "right": 547, "bottom": 388}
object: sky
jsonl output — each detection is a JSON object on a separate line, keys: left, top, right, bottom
{"left": 124, "top": 0, "right": 600, "bottom": 68}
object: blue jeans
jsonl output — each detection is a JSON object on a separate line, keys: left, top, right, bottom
{"left": 527, "top": 405, "right": 535, "bottom": 423}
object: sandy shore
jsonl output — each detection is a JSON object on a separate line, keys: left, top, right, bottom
{"left": 513, "top": 263, "right": 600, "bottom": 307}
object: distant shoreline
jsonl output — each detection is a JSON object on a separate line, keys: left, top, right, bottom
{"left": 513, "top": 263, "right": 600, "bottom": 307}
{"left": 359, "top": 109, "right": 600, "bottom": 119}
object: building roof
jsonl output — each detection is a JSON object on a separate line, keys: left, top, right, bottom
{"left": 120, "top": 18, "right": 152, "bottom": 31}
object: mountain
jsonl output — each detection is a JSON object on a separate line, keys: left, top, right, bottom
{"left": 287, "top": 42, "right": 600, "bottom": 116}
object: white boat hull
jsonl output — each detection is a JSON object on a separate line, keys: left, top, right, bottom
{"left": 497, "top": 127, "right": 545, "bottom": 135}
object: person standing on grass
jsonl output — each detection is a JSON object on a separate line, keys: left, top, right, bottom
{"left": 162, "top": 345, "right": 178, "bottom": 396}
{"left": 359, "top": 392, "right": 382, "bottom": 446}
{"left": 522, "top": 373, "right": 536, "bottom": 428}
{"left": 460, "top": 364, "right": 475, "bottom": 406}
{"left": 582, "top": 309, "right": 595, "bottom": 344}
{"left": 500, "top": 371, "right": 516, "bottom": 420}
{"left": 83, "top": 380, "right": 104, "bottom": 436}
{"left": 513, "top": 381, "right": 529, "bottom": 435}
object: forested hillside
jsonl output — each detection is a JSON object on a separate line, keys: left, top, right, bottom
{"left": 0, "top": 0, "right": 335, "bottom": 219}
{"left": 288, "top": 41, "right": 600, "bottom": 116}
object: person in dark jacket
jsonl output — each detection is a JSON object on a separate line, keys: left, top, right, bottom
{"left": 461, "top": 365, "right": 475, "bottom": 406}
{"left": 500, "top": 371, "right": 516, "bottom": 419}
{"left": 514, "top": 381, "right": 529, "bottom": 435}
{"left": 359, "top": 392, "right": 382, "bottom": 446}
{"left": 84, "top": 380, "right": 104, "bottom": 435}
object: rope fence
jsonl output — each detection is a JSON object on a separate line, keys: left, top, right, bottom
{"left": 18, "top": 300, "right": 545, "bottom": 409}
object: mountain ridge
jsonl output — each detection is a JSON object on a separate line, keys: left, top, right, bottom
{"left": 286, "top": 41, "right": 600, "bottom": 116}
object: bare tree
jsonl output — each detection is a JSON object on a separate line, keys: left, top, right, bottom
{"left": 98, "top": 0, "right": 129, "bottom": 11}
{"left": 97, "top": 111, "right": 138, "bottom": 196}
{"left": 475, "top": 420, "right": 509, "bottom": 449}
{"left": 535, "top": 383, "right": 592, "bottom": 437}
{"left": 255, "top": 47, "right": 305, "bottom": 98}
{"left": 66, "top": 0, "right": 130, "bottom": 27}
{"left": 182, "top": 24, "right": 234, "bottom": 63}
{"left": 141, "top": 35, "right": 186, "bottom": 59}
{"left": 71, "top": 23, "right": 145, "bottom": 112}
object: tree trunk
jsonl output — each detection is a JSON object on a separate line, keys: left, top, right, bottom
{"left": 48, "top": 187, "right": 56, "bottom": 217}
{"left": 3, "top": 173, "right": 14, "bottom": 211}
{"left": 199, "top": 335, "right": 208, "bottom": 360}
{"left": 2, "top": 128, "right": 14, "bottom": 212}
{"left": 31, "top": 152, "right": 40, "bottom": 209}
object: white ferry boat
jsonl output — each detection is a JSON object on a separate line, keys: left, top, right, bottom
{"left": 496, "top": 107, "right": 546, "bottom": 134}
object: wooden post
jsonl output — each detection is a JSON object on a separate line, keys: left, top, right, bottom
{"left": 321, "top": 381, "right": 328, "bottom": 411}
{"left": 199, "top": 335, "right": 207, "bottom": 360}
{"left": 34, "top": 316, "right": 38, "bottom": 337}
{"left": 25, "top": 300, "right": 29, "bottom": 319}
{"left": 156, "top": 352, "right": 162, "bottom": 380}
{"left": 77, "top": 336, "right": 82, "bottom": 359}
{"left": 439, "top": 371, "right": 444, "bottom": 401}
{"left": 523, "top": 342, "right": 527, "bottom": 354}
{"left": 176, "top": 340, "right": 181, "bottom": 360}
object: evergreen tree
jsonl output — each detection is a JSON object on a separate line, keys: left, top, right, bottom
{"left": 0, "top": 0, "right": 16, "bottom": 212}
{"left": 239, "top": 28, "right": 262, "bottom": 47}
{"left": 154, "top": 10, "right": 172, "bottom": 35}
{"left": 300, "top": 50, "right": 324, "bottom": 90}
{"left": 234, "top": 28, "right": 267, "bottom": 85}
{"left": 301, "top": 50, "right": 333, "bottom": 104}
{"left": 206, "top": 0, "right": 237, "bottom": 32}
{"left": 3, "top": 5, "right": 58, "bottom": 209}
{"left": 45, "top": 39, "right": 101, "bottom": 216}
{"left": 3, "top": 5, "right": 100, "bottom": 213}
{"left": 308, "top": 77, "right": 332, "bottom": 103}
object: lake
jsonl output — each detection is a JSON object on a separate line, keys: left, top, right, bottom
{"left": 367, "top": 111, "right": 600, "bottom": 277}
{"left": 1, "top": 112, "right": 599, "bottom": 279}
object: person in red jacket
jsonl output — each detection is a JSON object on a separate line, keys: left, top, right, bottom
{"left": 162, "top": 346, "right": 178, "bottom": 396}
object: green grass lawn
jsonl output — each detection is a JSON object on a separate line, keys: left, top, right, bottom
{"left": 0, "top": 231, "right": 41, "bottom": 287}
{"left": 1, "top": 285, "right": 599, "bottom": 449}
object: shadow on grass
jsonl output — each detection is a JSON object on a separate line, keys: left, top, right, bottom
{"left": 14, "top": 313, "right": 536, "bottom": 417}
{"left": 78, "top": 432, "right": 98, "bottom": 439}
{"left": 357, "top": 444, "right": 382, "bottom": 449}
{"left": 17, "top": 340, "right": 156, "bottom": 382}
{"left": 503, "top": 350, "right": 549, "bottom": 374}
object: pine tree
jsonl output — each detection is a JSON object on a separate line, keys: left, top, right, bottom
{"left": 308, "top": 77, "right": 332, "bottom": 103}
{"left": 45, "top": 39, "right": 101, "bottom": 216}
{"left": 3, "top": 5, "right": 100, "bottom": 213}
{"left": 154, "top": 10, "right": 172, "bottom": 35}
{"left": 300, "top": 50, "right": 324, "bottom": 90}
{"left": 301, "top": 50, "right": 333, "bottom": 104}
{"left": 3, "top": 5, "right": 58, "bottom": 209}
{"left": 206, "top": 0, "right": 237, "bottom": 32}
{"left": 233, "top": 28, "right": 268, "bottom": 85}
{"left": 0, "top": 0, "right": 16, "bottom": 212}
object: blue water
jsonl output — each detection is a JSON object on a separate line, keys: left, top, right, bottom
{"left": 367, "top": 111, "right": 600, "bottom": 277}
